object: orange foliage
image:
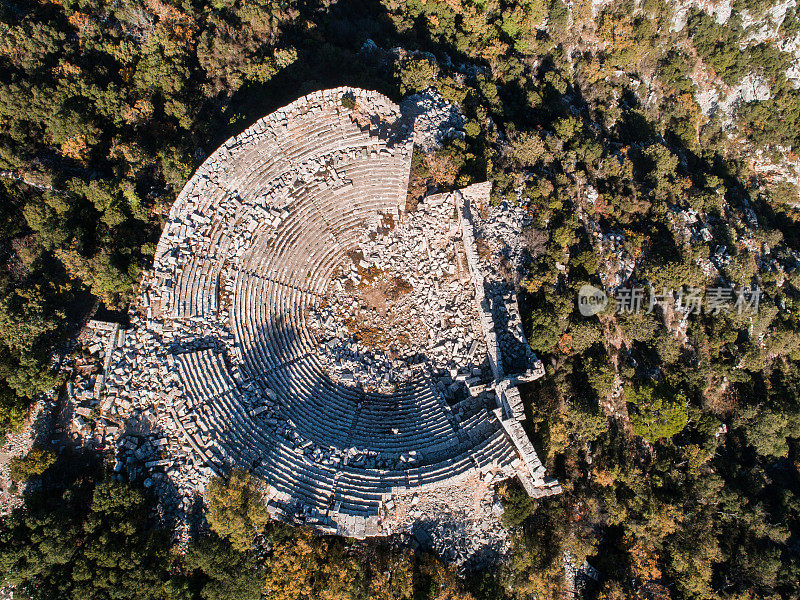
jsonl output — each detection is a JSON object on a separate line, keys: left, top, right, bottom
{"left": 118, "top": 65, "right": 135, "bottom": 85}
{"left": 60, "top": 134, "right": 90, "bottom": 163}
{"left": 558, "top": 333, "right": 573, "bottom": 355}
{"left": 623, "top": 536, "right": 663, "bottom": 581}
{"left": 263, "top": 527, "right": 366, "bottom": 600}
{"left": 122, "top": 99, "right": 155, "bottom": 125}
{"left": 145, "top": 0, "right": 196, "bottom": 43}
{"left": 597, "top": 11, "right": 635, "bottom": 53}
{"left": 591, "top": 194, "right": 609, "bottom": 216}
{"left": 442, "top": 0, "right": 465, "bottom": 13}
{"left": 424, "top": 153, "right": 459, "bottom": 187}
{"left": 583, "top": 58, "right": 610, "bottom": 85}
{"left": 56, "top": 60, "right": 81, "bottom": 77}
{"left": 522, "top": 276, "right": 545, "bottom": 294}
{"left": 592, "top": 468, "right": 615, "bottom": 487}
{"left": 145, "top": 0, "right": 186, "bottom": 21}
{"left": 68, "top": 12, "right": 95, "bottom": 36}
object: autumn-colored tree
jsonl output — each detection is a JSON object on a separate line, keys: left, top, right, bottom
{"left": 263, "top": 525, "right": 364, "bottom": 600}
{"left": 511, "top": 132, "right": 547, "bottom": 167}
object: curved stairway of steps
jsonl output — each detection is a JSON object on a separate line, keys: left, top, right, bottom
{"left": 133, "top": 88, "right": 545, "bottom": 537}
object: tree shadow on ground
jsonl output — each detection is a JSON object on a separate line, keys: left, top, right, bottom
{"left": 215, "top": 0, "right": 493, "bottom": 148}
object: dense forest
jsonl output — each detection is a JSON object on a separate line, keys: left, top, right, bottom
{"left": 2, "top": 0, "right": 800, "bottom": 599}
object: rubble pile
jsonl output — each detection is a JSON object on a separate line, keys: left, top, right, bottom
{"left": 391, "top": 475, "right": 511, "bottom": 571}
{"left": 400, "top": 88, "right": 465, "bottom": 152}
{"left": 467, "top": 190, "right": 546, "bottom": 382}
{"left": 309, "top": 191, "right": 487, "bottom": 394}
{"left": 68, "top": 320, "right": 123, "bottom": 443}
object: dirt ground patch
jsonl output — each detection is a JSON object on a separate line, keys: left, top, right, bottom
{"left": 339, "top": 272, "right": 419, "bottom": 350}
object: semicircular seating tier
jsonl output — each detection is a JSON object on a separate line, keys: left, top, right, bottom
{"left": 144, "top": 88, "right": 529, "bottom": 537}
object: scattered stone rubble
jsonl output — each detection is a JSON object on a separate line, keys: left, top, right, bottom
{"left": 68, "top": 320, "right": 123, "bottom": 443}
{"left": 67, "top": 88, "right": 559, "bottom": 551}
{"left": 0, "top": 397, "right": 55, "bottom": 515}
{"left": 391, "top": 474, "right": 511, "bottom": 570}
{"left": 309, "top": 190, "right": 487, "bottom": 395}
{"left": 400, "top": 88, "right": 465, "bottom": 152}
{"left": 465, "top": 187, "right": 549, "bottom": 382}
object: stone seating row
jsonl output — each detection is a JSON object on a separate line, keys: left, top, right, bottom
{"left": 156, "top": 89, "right": 553, "bottom": 523}
{"left": 155, "top": 92, "right": 410, "bottom": 311}
{"left": 167, "top": 149, "right": 408, "bottom": 298}
{"left": 174, "top": 330, "right": 490, "bottom": 466}
{"left": 216, "top": 154, "right": 407, "bottom": 304}
{"left": 173, "top": 346, "right": 522, "bottom": 517}
{"left": 259, "top": 354, "right": 461, "bottom": 454}
{"left": 231, "top": 277, "right": 457, "bottom": 430}
{"left": 174, "top": 352, "right": 370, "bottom": 515}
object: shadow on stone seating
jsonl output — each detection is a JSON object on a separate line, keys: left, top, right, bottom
{"left": 233, "top": 313, "right": 498, "bottom": 461}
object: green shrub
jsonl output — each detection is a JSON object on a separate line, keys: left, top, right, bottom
{"left": 397, "top": 56, "right": 437, "bottom": 94}
{"left": 9, "top": 444, "right": 55, "bottom": 482}
{"left": 207, "top": 469, "right": 270, "bottom": 551}
{"left": 500, "top": 482, "right": 538, "bottom": 528}
{"left": 625, "top": 382, "right": 688, "bottom": 442}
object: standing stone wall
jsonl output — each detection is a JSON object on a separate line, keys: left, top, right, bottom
{"left": 455, "top": 183, "right": 504, "bottom": 382}
{"left": 455, "top": 183, "right": 561, "bottom": 498}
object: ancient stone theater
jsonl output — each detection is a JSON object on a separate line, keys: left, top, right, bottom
{"left": 103, "top": 88, "right": 560, "bottom": 539}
